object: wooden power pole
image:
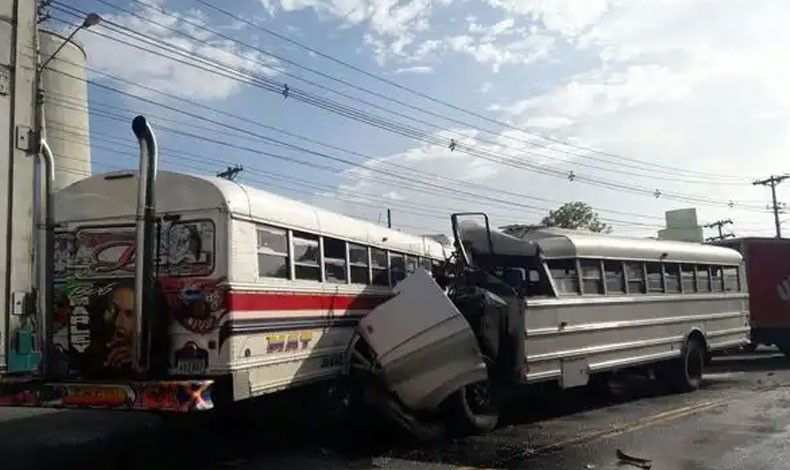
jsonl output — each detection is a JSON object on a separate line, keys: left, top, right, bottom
{"left": 753, "top": 174, "right": 789, "bottom": 238}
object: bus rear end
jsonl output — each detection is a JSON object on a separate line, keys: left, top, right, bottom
{"left": 0, "top": 117, "right": 216, "bottom": 412}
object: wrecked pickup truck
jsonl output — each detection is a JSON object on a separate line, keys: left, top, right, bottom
{"left": 344, "top": 213, "right": 749, "bottom": 437}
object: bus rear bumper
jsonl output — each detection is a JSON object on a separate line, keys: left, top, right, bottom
{"left": 0, "top": 377, "right": 214, "bottom": 412}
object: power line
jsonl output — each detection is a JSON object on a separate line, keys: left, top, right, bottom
{"left": 41, "top": 84, "right": 673, "bottom": 222}
{"left": 48, "top": 111, "right": 668, "bottom": 227}
{"left": 188, "top": 0, "right": 754, "bottom": 182}
{"left": 44, "top": 12, "right": 767, "bottom": 211}
{"left": 41, "top": 73, "right": 684, "bottom": 227}
{"left": 103, "top": 0, "right": 749, "bottom": 185}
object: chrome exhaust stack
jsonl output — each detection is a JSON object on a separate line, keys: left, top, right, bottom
{"left": 132, "top": 116, "right": 158, "bottom": 374}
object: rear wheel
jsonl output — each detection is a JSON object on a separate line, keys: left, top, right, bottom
{"left": 666, "top": 338, "right": 705, "bottom": 393}
{"left": 443, "top": 380, "right": 501, "bottom": 435}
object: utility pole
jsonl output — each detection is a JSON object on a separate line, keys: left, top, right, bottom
{"left": 387, "top": 208, "right": 392, "bottom": 229}
{"left": 753, "top": 174, "right": 789, "bottom": 238}
{"left": 703, "top": 219, "right": 734, "bottom": 242}
{"left": 1, "top": 0, "right": 40, "bottom": 373}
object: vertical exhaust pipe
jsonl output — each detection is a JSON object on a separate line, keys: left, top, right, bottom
{"left": 132, "top": 116, "right": 158, "bottom": 374}
{"left": 37, "top": 140, "right": 55, "bottom": 375}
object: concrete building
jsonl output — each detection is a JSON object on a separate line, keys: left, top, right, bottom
{"left": 657, "top": 208, "right": 704, "bottom": 243}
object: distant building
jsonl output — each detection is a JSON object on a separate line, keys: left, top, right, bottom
{"left": 657, "top": 208, "right": 704, "bottom": 243}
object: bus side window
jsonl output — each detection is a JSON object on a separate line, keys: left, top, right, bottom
{"left": 624, "top": 262, "right": 645, "bottom": 294}
{"left": 663, "top": 263, "right": 681, "bottom": 293}
{"left": 390, "top": 252, "right": 406, "bottom": 285}
{"left": 604, "top": 260, "right": 625, "bottom": 294}
{"left": 323, "top": 237, "right": 347, "bottom": 283}
{"left": 371, "top": 248, "right": 388, "bottom": 286}
{"left": 710, "top": 266, "right": 724, "bottom": 292}
{"left": 646, "top": 262, "right": 664, "bottom": 293}
{"left": 293, "top": 231, "right": 320, "bottom": 281}
{"left": 420, "top": 257, "right": 432, "bottom": 272}
{"left": 405, "top": 255, "right": 418, "bottom": 275}
{"left": 579, "top": 259, "right": 603, "bottom": 295}
{"left": 547, "top": 259, "right": 579, "bottom": 295}
{"left": 723, "top": 266, "right": 739, "bottom": 292}
{"left": 349, "top": 243, "right": 370, "bottom": 284}
{"left": 256, "top": 225, "right": 289, "bottom": 279}
{"left": 681, "top": 264, "right": 696, "bottom": 293}
{"left": 696, "top": 265, "right": 711, "bottom": 292}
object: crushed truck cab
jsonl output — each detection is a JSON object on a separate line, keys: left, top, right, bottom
{"left": 356, "top": 269, "right": 487, "bottom": 412}
{"left": 348, "top": 217, "right": 528, "bottom": 437}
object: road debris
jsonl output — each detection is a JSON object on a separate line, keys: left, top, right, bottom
{"left": 616, "top": 449, "right": 652, "bottom": 469}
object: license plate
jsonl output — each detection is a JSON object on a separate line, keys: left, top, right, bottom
{"left": 176, "top": 359, "right": 206, "bottom": 375}
{"left": 62, "top": 385, "right": 129, "bottom": 406}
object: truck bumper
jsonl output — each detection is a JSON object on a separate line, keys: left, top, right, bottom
{"left": 0, "top": 377, "right": 213, "bottom": 412}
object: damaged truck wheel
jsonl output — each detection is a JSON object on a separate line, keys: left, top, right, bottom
{"left": 443, "top": 380, "right": 500, "bottom": 435}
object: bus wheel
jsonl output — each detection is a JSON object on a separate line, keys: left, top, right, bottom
{"left": 443, "top": 380, "right": 500, "bottom": 435}
{"left": 668, "top": 338, "right": 705, "bottom": 393}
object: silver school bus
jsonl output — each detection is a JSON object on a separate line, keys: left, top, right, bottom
{"left": 461, "top": 223, "right": 750, "bottom": 391}
{"left": 347, "top": 221, "right": 750, "bottom": 437}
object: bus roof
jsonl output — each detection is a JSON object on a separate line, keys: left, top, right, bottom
{"left": 56, "top": 171, "right": 449, "bottom": 258}
{"left": 523, "top": 228, "right": 742, "bottom": 264}
{"left": 459, "top": 222, "right": 742, "bottom": 265}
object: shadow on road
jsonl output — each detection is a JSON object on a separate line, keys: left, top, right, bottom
{"left": 3, "top": 350, "right": 788, "bottom": 470}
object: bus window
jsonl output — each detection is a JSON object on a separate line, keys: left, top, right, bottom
{"left": 405, "top": 255, "right": 418, "bottom": 274}
{"left": 664, "top": 263, "right": 681, "bottom": 293}
{"left": 420, "top": 257, "right": 432, "bottom": 272}
{"left": 547, "top": 259, "right": 579, "bottom": 295}
{"left": 371, "top": 248, "right": 388, "bottom": 286}
{"left": 723, "top": 266, "right": 739, "bottom": 292}
{"left": 390, "top": 253, "right": 406, "bottom": 285}
{"left": 625, "top": 262, "right": 645, "bottom": 294}
{"left": 696, "top": 265, "right": 711, "bottom": 292}
{"left": 646, "top": 262, "right": 663, "bottom": 293}
{"left": 257, "top": 225, "right": 289, "bottom": 279}
{"left": 323, "top": 237, "right": 347, "bottom": 283}
{"left": 604, "top": 260, "right": 625, "bottom": 294}
{"left": 710, "top": 266, "right": 724, "bottom": 292}
{"left": 681, "top": 264, "right": 696, "bottom": 292}
{"left": 349, "top": 243, "right": 370, "bottom": 284}
{"left": 293, "top": 232, "right": 320, "bottom": 281}
{"left": 580, "top": 259, "right": 603, "bottom": 295}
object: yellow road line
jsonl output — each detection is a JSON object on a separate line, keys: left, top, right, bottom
{"left": 528, "top": 397, "right": 732, "bottom": 455}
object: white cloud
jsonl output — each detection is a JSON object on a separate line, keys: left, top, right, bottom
{"left": 485, "top": 0, "right": 610, "bottom": 38}
{"left": 276, "top": 0, "right": 442, "bottom": 37}
{"left": 393, "top": 65, "right": 434, "bottom": 75}
{"left": 479, "top": 82, "right": 493, "bottom": 94}
{"left": 440, "top": 33, "right": 555, "bottom": 72}
{"left": 329, "top": 1, "right": 790, "bottom": 237}
{"left": 77, "top": 5, "right": 277, "bottom": 101}
{"left": 258, "top": 0, "right": 277, "bottom": 16}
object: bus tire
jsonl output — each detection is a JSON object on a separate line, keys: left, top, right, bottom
{"left": 668, "top": 338, "right": 705, "bottom": 393}
{"left": 443, "top": 380, "right": 500, "bottom": 435}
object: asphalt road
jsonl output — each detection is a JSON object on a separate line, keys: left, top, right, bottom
{"left": 2, "top": 349, "right": 789, "bottom": 470}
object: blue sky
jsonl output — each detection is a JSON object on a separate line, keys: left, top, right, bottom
{"left": 49, "top": 0, "right": 790, "bottom": 237}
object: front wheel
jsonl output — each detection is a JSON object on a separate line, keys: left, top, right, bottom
{"left": 443, "top": 380, "right": 501, "bottom": 435}
{"left": 666, "top": 338, "right": 705, "bottom": 393}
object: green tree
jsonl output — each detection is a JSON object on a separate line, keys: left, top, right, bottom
{"left": 541, "top": 201, "right": 611, "bottom": 233}
{"left": 500, "top": 202, "right": 611, "bottom": 236}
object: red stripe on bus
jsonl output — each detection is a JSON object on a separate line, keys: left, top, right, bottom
{"left": 226, "top": 292, "right": 392, "bottom": 311}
